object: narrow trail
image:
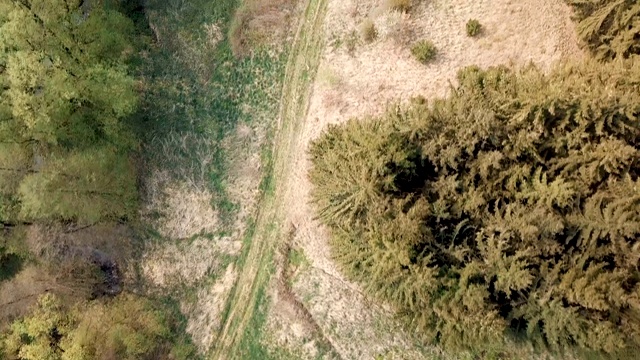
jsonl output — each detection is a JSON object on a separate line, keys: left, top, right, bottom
{"left": 210, "top": 0, "right": 327, "bottom": 358}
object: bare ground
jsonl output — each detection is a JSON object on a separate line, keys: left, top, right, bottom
{"left": 277, "top": 0, "right": 585, "bottom": 358}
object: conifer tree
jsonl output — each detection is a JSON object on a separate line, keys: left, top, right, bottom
{"left": 309, "top": 58, "right": 640, "bottom": 358}
{"left": 567, "top": 0, "right": 640, "bottom": 60}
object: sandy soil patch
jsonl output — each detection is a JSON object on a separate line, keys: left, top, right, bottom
{"left": 280, "top": 0, "right": 583, "bottom": 358}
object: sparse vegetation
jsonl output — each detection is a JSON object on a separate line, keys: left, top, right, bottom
{"left": 359, "top": 19, "right": 378, "bottom": 43}
{"left": 466, "top": 19, "right": 482, "bottom": 37}
{"left": 411, "top": 40, "right": 438, "bottom": 63}
{"left": 345, "top": 30, "right": 360, "bottom": 55}
{"left": 228, "top": 0, "right": 298, "bottom": 57}
{"left": 309, "top": 59, "right": 640, "bottom": 358}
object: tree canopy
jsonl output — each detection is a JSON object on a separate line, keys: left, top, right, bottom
{"left": 1, "top": 293, "right": 193, "bottom": 360}
{"left": 309, "top": 59, "right": 640, "bottom": 358}
{"left": 0, "top": 0, "right": 138, "bottom": 224}
{"left": 567, "top": 0, "right": 640, "bottom": 60}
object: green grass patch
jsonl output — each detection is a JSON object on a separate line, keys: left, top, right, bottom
{"left": 287, "top": 248, "right": 308, "bottom": 268}
{"left": 230, "top": 266, "right": 299, "bottom": 360}
{"left": 136, "top": 0, "right": 287, "bottom": 222}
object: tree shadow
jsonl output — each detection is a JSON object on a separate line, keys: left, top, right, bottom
{"left": 0, "top": 254, "right": 24, "bottom": 282}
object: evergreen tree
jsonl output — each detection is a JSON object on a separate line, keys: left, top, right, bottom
{"left": 567, "top": 0, "right": 640, "bottom": 60}
{"left": 309, "top": 59, "right": 640, "bottom": 358}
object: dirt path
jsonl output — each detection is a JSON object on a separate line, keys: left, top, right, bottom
{"left": 213, "top": 0, "right": 583, "bottom": 358}
{"left": 210, "top": 0, "right": 327, "bottom": 358}
{"left": 281, "top": 0, "right": 584, "bottom": 358}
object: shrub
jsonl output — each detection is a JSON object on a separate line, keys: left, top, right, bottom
{"left": 466, "top": 19, "right": 482, "bottom": 37}
{"left": 566, "top": 0, "right": 640, "bottom": 60}
{"left": 411, "top": 40, "right": 437, "bottom": 64}
{"left": 309, "top": 59, "right": 640, "bottom": 358}
{"left": 386, "top": 0, "right": 411, "bottom": 12}
{"left": 359, "top": 19, "right": 378, "bottom": 43}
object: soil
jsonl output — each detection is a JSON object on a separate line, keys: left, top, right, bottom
{"left": 278, "top": 0, "right": 584, "bottom": 358}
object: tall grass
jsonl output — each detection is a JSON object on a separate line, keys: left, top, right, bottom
{"left": 137, "top": 0, "right": 287, "bottom": 216}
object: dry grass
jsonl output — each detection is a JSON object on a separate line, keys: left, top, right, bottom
{"left": 141, "top": 237, "right": 240, "bottom": 288}
{"left": 229, "top": 0, "right": 300, "bottom": 57}
{"left": 317, "top": 64, "right": 342, "bottom": 87}
{"left": 359, "top": 18, "right": 378, "bottom": 42}
{"left": 181, "top": 263, "right": 238, "bottom": 352}
{"left": 385, "top": 0, "right": 411, "bottom": 12}
{"left": 143, "top": 171, "right": 219, "bottom": 240}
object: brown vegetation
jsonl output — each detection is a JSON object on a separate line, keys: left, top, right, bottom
{"left": 229, "top": 0, "right": 299, "bottom": 57}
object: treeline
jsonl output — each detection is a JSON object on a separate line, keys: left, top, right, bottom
{"left": 309, "top": 2, "right": 640, "bottom": 359}
{"left": 0, "top": 1, "right": 196, "bottom": 359}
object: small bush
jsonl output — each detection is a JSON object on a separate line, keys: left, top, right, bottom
{"left": 386, "top": 0, "right": 411, "bottom": 12}
{"left": 359, "top": 19, "right": 378, "bottom": 43}
{"left": 466, "top": 19, "right": 482, "bottom": 37}
{"left": 411, "top": 40, "right": 437, "bottom": 64}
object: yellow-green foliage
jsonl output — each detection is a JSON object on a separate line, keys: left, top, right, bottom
{"left": 309, "top": 59, "right": 640, "bottom": 357}
{"left": 567, "top": 0, "right": 640, "bottom": 60}
{"left": 1, "top": 293, "right": 194, "bottom": 360}
{"left": 0, "top": 0, "right": 139, "bottom": 224}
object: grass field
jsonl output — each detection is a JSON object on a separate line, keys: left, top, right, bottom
{"left": 138, "top": 0, "right": 287, "bottom": 220}
{"left": 133, "top": 0, "right": 298, "bottom": 356}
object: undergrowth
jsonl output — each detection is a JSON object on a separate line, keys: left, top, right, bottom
{"left": 131, "top": 0, "right": 290, "bottom": 355}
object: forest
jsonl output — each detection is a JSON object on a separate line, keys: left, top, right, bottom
{"left": 310, "top": 0, "right": 640, "bottom": 359}
{"left": 0, "top": 0, "right": 197, "bottom": 359}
